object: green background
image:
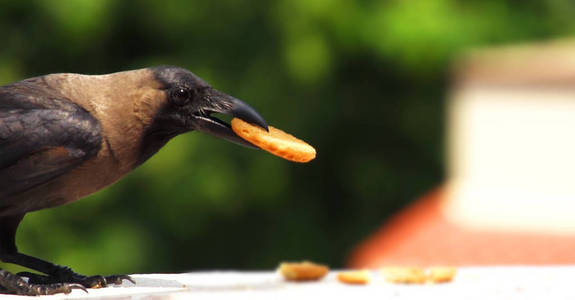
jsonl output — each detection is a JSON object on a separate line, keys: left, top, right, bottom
{"left": 1, "top": 0, "right": 573, "bottom": 275}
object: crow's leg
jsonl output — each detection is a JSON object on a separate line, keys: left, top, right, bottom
{"left": 0, "top": 215, "right": 79, "bottom": 295}
{"left": 0, "top": 214, "right": 133, "bottom": 294}
{"left": 1, "top": 252, "right": 134, "bottom": 288}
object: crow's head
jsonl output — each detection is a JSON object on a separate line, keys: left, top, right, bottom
{"left": 149, "top": 66, "right": 268, "bottom": 148}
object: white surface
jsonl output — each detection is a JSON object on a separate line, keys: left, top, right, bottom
{"left": 2, "top": 266, "right": 575, "bottom": 299}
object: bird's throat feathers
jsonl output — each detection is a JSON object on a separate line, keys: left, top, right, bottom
{"left": 44, "top": 68, "right": 171, "bottom": 171}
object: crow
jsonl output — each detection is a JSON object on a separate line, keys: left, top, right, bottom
{"left": 0, "top": 66, "right": 267, "bottom": 295}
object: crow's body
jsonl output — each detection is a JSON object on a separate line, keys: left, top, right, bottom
{"left": 0, "top": 66, "right": 267, "bottom": 295}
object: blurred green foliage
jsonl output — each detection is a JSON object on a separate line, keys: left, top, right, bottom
{"left": 1, "top": 0, "right": 574, "bottom": 274}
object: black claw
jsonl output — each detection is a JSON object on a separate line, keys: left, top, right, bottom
{"left": 106, "top": 274, "right": 135, "bottom": 285}
{"left": 69, "top": 283, "right": 89, "bottom": 293}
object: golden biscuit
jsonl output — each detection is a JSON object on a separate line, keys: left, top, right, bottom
{"left": 427, "top": 267, "right": 457, "bottom": 283}
{"left": 231, "top": 118, "right": 316, "bottom": 163}
{"left": 278, "top": 261, "right": 329, "bottom": 281}
{"left": 381, "top": 267, "right": 427, "bottom": 284}
{"left": 336, "top": 270, "right": 371, "bottom": 285}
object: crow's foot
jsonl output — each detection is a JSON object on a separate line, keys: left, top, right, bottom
{"left": 0, "top": 269, "right": 86, "bottom": 296}
{"left": 18, "top": 268, "right": 134, "bottom": 288}
{"left": 1, "top": 252, "right": 134, "bottom": 292}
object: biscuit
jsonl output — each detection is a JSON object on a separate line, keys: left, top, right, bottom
{"left": 381, "top": 267, "right": 427, "bottom": 284}
{"left": 231, "top": 118, "right": 316, "bottom": 163}
{"left": 278, "top": 261, "right": 329, "bottom": 281}
{"left": 427, "top": 267, "right": 457, "bottom": 283}
{"left": 336, "top": 270, "right": 370, "bottom": 285}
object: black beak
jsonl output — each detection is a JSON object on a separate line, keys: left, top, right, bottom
{"left": 191, "top": 89, "right": 268, "bottom": 148}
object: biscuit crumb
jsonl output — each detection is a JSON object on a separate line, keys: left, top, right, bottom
{"left": 427, "top": 267, "right": 457, "bottom": 283}
{"left": 337, "top": 270, "right": 371, "bottom": 285}
{"left": 278, "top": 261, "right": 329, "bottom": 281}
{"left": 381, "top": 267, "right": 427, "bottom": 284}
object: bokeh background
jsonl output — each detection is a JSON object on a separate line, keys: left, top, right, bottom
{"left": 1, "top": 0, "right": 574, "bottom": 275}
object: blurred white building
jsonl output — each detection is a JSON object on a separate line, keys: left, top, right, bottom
{"left": 350, "top": 40, "right": 575, "bottom": 267}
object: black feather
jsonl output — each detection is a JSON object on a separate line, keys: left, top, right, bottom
{"left": 0, "top": 78, "right": 102, "bottom": 207}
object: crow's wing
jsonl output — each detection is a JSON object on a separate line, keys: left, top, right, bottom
{"left": 0, "top": 87, "right": 101, "bottom": 201}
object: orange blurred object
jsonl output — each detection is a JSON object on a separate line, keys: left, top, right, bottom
{"left": 348, "top": 187, "right": 575, "bottom": 268}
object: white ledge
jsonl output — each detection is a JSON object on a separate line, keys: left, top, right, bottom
{"left": 4, "top": 266, "right": 575, "bottom": 299}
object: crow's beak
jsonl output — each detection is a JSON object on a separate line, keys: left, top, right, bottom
{"left": 191, "top": 89, "right": 268, "bottom": 148}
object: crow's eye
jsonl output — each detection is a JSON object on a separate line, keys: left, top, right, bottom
{"left": 170, "top": 87, "right": 192, "bottom": 106}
